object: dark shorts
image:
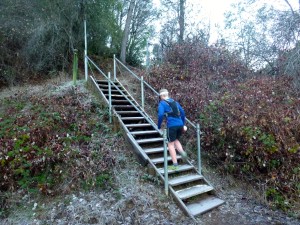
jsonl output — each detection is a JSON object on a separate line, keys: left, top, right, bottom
{"left": 167, "top": 126, "right": 183, "bottom": 142}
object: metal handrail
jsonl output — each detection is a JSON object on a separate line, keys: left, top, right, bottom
{"left": 115, "top": 77, "right": 158, "bottom": 131}
{"left": 87, "top": 57, "right": 161, "bottom": 134}
{"left": 163, "top": 129, "right": 168, "bottom": 195}
{"left": 89, "top": 55, "right": 202, "bottom": 173}
{"left": 114, "top": 56, "right": 202, "bottom": 173}
{"left": 114, "top": 56, "right": 196, "bottom": 129}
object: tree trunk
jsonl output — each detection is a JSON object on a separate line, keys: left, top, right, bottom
{"left": 120, "top": 0, "right": 135, "bottom": 63}
{"left": 178, "top": 0, "right": 185, "bottom": 43}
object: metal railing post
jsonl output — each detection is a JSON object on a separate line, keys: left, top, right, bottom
{"left": 73, "top": 49, "right": 78, "bottom": 85}
{"left": 141, "top": 76, "right": 144, "bottom": 109}
{"left": 114, "top": 54, "right": 116, "bottom": 81}
{"left": 108, "top": 72, "right": 112, "bottom": 123}
{"left": 163, "top": 129, "right": 168, "bottom": 196}
{"left": 197, "top": 124, "right": 202, "bottom": 174}
{"left": 84, "top": 20, "right": 88, "bottom": 81}
{"left": 146, "top": 38, "right": 150, "bottom": 72}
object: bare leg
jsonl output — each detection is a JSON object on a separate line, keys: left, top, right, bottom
{"left": 174, "top": 139, "right": 184, "bottom": 152}
{"left": 168, "top": 141, "right": 177, "bottom": 164}
{"left": 174, "top": 139, "right": 187, "bottom": 160}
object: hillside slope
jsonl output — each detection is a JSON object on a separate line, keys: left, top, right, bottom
{"left": 0, "top": 79, "right": 299, "bottom": 225}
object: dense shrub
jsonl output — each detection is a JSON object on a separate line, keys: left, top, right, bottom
{"left": 199, "top": 77, "right": 300, "bottom": 206}
{"left": 165, "top": 42, "right": 250, "bottom": 80}
{"left": 145, "top": 42, "right": 300, "bottom": 211}
{"left": 0, "top": 85, "right": 117, "bottom": 196}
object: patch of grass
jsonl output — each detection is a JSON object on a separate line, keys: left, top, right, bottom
{"left": 266, "top": 188, "right": 290, "bottom": 211}
{"left": 82, "top": 173, "right": 113, "bottom": 191}
{"left": 141, "top": 174, "right": 161, "bottom": 185}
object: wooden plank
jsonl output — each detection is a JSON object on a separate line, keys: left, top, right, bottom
{"left": 143, "top": 147, "right": 164, "bottom": 154}
{"left": 125, "top": 123, "right": 152, "bottom": 128}
{"left": 116, "top": 111, "right": 139, "bottom": 114}
{"left": 136, "top": 138, "right": 163, "bottom": 144}
{"left": 177, "top": 185, "right": 214, "bottom": 200}
{"left": 99, "top": 84, "right": 122, "bottom": 88}
{"left": 187, "top": 196, "right": 225, "bottom": 216}
{"left": 169, "top": 174, "right": 203, "bottom": 186}
{"left": 151, "top": 155, "right": 182, "bottom": 164}
{"left": 101, "top": 88, "right": 120, "bottom": 92}
{"left": 158, "top": 164, "right": 194, "bottom": 174}
{"left": 131, "top": 130, "right": 158, "bottom": 135}
{"left": 121, "top": 117, "right": 144, "bottom": 120}
{"left": 105, "top": 94, "right": 129, "bottom": 98}
{"left": 151, "top": 156, "right": 172, "bottom": 164}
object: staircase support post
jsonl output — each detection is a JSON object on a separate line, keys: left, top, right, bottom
{"left": 163, "top": 129, "right": 169, "bottom": 196}
{"left": 114, "top": 54, "right": 116, "bottom": 81}
{"left": 197, "top": 124, "right": 201, "bottom": 174}
{"left": 141, "top": 76, "right": 144, "bottom": 109}
{"left": 73, "top": 49, "right": 78, "bottom": 85}
{"left": 84, "top": 20, "right": 88, "bottom": 81}
{"left": 108, "top": 72, "right": 112, "bottom": 123}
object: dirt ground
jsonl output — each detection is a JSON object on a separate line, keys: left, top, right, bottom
{"left": 1, "top": 142, "right": 299, "bottom": 225}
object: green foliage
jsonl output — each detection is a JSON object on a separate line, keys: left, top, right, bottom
{"left": 0, "top": 86, "right": 118, "bottom": 195}
{"left": 82, "top": 173, "right": 112, "bottom": 191}
{"left": 145, "top": 41, "right": 300, "bottom": 211}
{"left": 141, "top": 174, "right": 161, "bottom": 185}
{"left": 0, "top": 0, "right": 123, "bottom": 87}
{"left": 200, "top": 100, "right": 224, "bottom": 132}
{"left": 241, "top": 126, "right": 278, "bottom": 154}
{"left": 266, "top": 188, "right": 290, "bottom": 211}
{"left": 86, "top": 0, "right": 122, "bottom": 56}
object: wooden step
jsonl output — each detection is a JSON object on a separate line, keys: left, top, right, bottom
{"left": 186, "top": 196, "right": 225, "bottom": 216}
{"left": 151, "top": 155, "right": 174, "bottom": 164}
{"left": 101, "top": 87, "right": 120, "bottom": 90}
{"left": 151, "top": 155, "right": 182, "bottom": 164}
{"left": 158, "top": 164, "right": 194, "bottom": 175}
{"left": 116, "top": 111, "right": 139, "bottom": 114}
{"left": 130, "top": 130, "right": 159, "bottom": 135}
{"left": 104, "top": 94, "right": 129, "bottom": 98}
{"left": 121, "top": 117, "right": 144, "bottom": 121}
{"left": 125, "top": 123, "right": 152, "bottom": 128}
{"left": 177, "top": 185, "right": 214, "bottom": 200}
{"left": 102, "top": 89, "right": 120, "bottom": 93}
{"left": 143, "top": 147, "right": 164, "bottom": 154}
{"left": 169, "top": 174, "right": 203, "bottom": 186}
{"left": 136, "top": 138, "right": 163, "bottom": 144}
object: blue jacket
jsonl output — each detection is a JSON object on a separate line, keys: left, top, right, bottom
{"left": 157, "top": 98, "right": 185, "bottom": 129}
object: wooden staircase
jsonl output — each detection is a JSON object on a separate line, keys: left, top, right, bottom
{"left": 89, "top": 77, "right": 225, "bottom": 219}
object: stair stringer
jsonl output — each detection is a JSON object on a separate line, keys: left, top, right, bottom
{"left": 87, "top": 75, "right": 225, "bottom": 219}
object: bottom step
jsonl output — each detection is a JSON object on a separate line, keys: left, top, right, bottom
{"left": 186, "top": 196, "right": 225, "bottom": 216}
